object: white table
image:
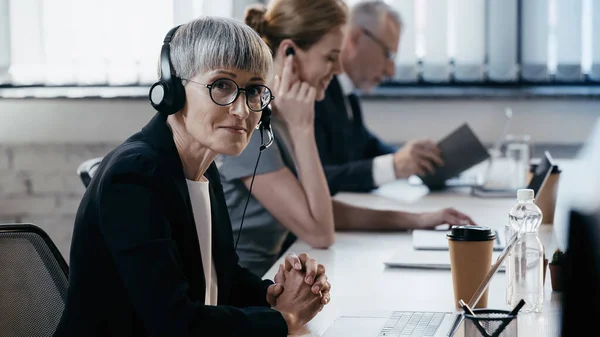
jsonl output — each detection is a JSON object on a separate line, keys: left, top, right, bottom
{"left": 263, "top": 182, "right": 565, "bottom": 337}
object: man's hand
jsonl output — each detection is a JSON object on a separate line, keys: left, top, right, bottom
{"left": 393, "top": 139, "right": 444, "bottom": 179}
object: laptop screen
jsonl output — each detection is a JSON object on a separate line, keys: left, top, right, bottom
{"left": 527, "top": 151, "right": 555, "bottom": 195}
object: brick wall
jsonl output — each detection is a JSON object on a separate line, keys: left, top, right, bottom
{"left": 0, "top": 143, "right": 118, "bottom": 263}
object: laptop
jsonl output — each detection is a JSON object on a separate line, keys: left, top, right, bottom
{"left": 470, "top": 151, "right": 555, "bottom": 198}
{"left": 321, "top": 249, "right": 503, "bottom": 337}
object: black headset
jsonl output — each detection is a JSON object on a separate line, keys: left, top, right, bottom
{"left": 148, "top": 25, "right": 274, "bottom": 150}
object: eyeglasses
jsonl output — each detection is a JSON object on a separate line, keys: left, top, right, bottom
{"left": 361, "top": 27, "right": 397, "bottom": 61}
{"left": 183, "top": 78, "right": 274, "bottom": 112}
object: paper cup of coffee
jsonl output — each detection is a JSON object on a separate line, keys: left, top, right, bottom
{"left": 447, "top": 225, "right": 496, "bottom": 309}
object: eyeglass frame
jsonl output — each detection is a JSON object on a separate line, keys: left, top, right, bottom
{"left": 360, "top": 27, "right": 397, "bottom": 61}
{"left": 182, "top": 77, "right": 275, "bottom": 112}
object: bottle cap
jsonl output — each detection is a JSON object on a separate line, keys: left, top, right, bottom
{"left": 517, "top": 189, "right": 534, "bottom": 201}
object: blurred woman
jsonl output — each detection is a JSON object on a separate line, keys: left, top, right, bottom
{"left": 219, "top": 0, "right": 473, "bottom": 277}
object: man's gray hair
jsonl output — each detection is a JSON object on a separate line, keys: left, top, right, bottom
{"left": 349, "top": 1, "right": 403, "bottom": 32}
{"left": 165, "top": 16, "right": 273, "bottom": 83}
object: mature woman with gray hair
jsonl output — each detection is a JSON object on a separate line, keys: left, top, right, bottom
{"left": 52, "top": 16, "right": 330, "bottom": 337}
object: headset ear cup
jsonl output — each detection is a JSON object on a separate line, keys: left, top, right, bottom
{"left": 170, "top": 76, "right": 186, "bottom": 114}
{"left": 149, "top": 78, "right": 185, "bottom": 115}
{"left": 149, "top": 81, "right": 167, "bottom": 112}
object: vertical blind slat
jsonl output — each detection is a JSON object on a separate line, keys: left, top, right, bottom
{"left": 453, "top": 0, "right": 485, "bottom": 81}
{"left": 487, "top": 0, "right": 519, "bottom": 81}
{"left": 9, "top": 0, "right": 44, "bottom": 85}
{"left": 422, "top": 0, "right": 449, "bottom": 82}
{"left": 555, "top": 0, "right": 583, "bottom": 81}
{"left": 388, "top": 0, "right": 418, "bottom": 82}
{"left": 521, "top": 0, "right": 549, "bottom": 82}
{"left": 591, "top": 0, "right": 600, "bottom": 81}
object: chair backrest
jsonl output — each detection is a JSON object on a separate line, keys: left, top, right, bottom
{"left": 77, "top": 157, "right": 103, "bottom": 188}
{"left": 0, "top": 224, "right": 69, "bottom": 337}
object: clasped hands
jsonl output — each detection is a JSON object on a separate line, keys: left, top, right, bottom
{"left": 266, "top": 252, "right": 331, "bottom": 333}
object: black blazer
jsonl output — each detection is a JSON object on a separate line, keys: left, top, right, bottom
{"left": 314, "top": 76, "right": 396, "bottom": 194}
{"left": 53, "top": 113, "right": 287, "bottom": 337}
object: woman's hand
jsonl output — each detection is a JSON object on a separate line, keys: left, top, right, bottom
{"left": 267, "top": 252, "right": 331, "bottom": 306}
{"left": 266, "top": 264, "right": 286, "bottom": 307}
{"left": 270, "top": 54, "right": 316, "bottom": 130}
{"left": 284, "top": 252, "right": 330, "bottom": 304}
{"left": 418, "top": 208, "right": 476, "bottom": 229}
{"left": 272, "top": 269, "right": 324, "bottom": 334}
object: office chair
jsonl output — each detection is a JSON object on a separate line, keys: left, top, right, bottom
{"left": 0, "top": 223, "right": 69, "bottom": 337}
{"left": 77, "top": 157, "right": 103, "bottom": 188}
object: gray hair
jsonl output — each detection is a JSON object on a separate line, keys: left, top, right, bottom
{"left": 165, "top": 16, "right": 273, "bottom": 83}
{"left": 349, "top": 1, "right": 403, "bottom": 32}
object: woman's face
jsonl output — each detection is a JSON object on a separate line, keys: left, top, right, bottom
{"left": 295, "top": 26, "right": 344, "bottom": 101}
{"left": 182, "top": 68, "right": 268, "bottom": 156}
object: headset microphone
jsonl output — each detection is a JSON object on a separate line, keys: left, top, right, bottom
{"left": 259, "top": 107, "right": 274, "bottom": 151}
{"left": 234, "top": 106, "right": 273, "bottom": 251}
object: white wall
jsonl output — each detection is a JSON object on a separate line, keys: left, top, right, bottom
{"left": 362, "top": 99, "right": 600, "bottom": 145}
{"left": 0, "top": 97, "right": 599, "bottom": 145}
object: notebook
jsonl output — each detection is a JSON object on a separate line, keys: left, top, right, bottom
{"left": 418, "top": 123, "right": 490, "bottom": 191}
{"left": 383, "top": 248, "right": 504, "bottom": 272}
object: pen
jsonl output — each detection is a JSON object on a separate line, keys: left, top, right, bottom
{"left": 458, "top": 299, "right": 476, "bottom": 316}
{"left": 459, "top": 299, "right": 488, "bottom": 336}
{"left": 493, "top": 299, "right": 526, "bottom": 336}
{"left": 507, "top": 299, "right": 526, "bottom": 317}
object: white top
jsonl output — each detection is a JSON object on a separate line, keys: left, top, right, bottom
{"left": 336, "top": 74, "right": 396, "bottom": 187}
{"left": 186, "top": 178, "right": 218, "bottom": 306}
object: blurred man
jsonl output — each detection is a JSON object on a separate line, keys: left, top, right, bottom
{"left": 314, "top": 0, "right": 443, "bottom": 194}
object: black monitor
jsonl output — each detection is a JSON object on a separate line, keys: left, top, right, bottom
{"left": 561, "top": 209, "right": 600, "bottom": 336}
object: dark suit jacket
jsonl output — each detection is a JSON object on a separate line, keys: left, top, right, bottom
{"left": 314, "top": 76, "right": 396, "bottom": 194}
{"left": 53, "top": 113, "right": 287, "bottom": 337}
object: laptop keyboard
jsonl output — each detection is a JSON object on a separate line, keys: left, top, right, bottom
{"left": 379, "top": 312, "right": 446, "bottom": 337}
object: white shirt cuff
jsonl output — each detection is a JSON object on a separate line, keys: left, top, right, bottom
{"left": 372, "top": 154, "right": 396, "bottom": 187}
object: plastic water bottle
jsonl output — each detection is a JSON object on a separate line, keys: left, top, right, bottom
{"left": 504, "top": 220, "right": 516, "bottom": 305}
{"left": 506, "top": 188, "right": 544, "bottom": 313}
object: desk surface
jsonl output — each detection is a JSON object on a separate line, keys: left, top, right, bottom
{"left": 263, "top": 182, "right": 565, "bottom": 337}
